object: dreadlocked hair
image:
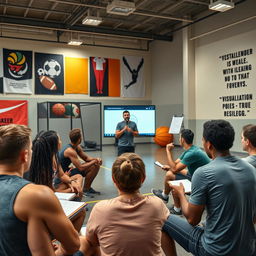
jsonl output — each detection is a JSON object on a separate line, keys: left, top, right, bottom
{"left": 29, "top": 130, "right": 60, "bottom": 189}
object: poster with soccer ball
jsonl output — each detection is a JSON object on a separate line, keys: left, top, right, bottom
{"left": 35, "top": 52, "right": 64, "bottom": 95}
{"left": 50, "top": 102, "right": 80, "bottom": 118}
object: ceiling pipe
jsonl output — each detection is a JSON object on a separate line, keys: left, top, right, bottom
{"left": 0, "top": 16, "right": 172, "bottom": 41}
{"left": 48, "top": 0, "right": 193, "bottom": 22}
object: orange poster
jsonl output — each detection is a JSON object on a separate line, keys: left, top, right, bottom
{"left": 65, "top": 57, "right": 88, "bottom": 94}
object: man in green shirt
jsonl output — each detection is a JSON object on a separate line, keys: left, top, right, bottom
{"left": 152, "top": 129, "right": 210, "bottom": 215}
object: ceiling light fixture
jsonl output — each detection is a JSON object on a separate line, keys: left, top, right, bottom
{"left": 68, "top": 32, "right": 83, "bottom": 45}
{"left": 82, "top": 16, "right": 103, "bottom": 26}
{"left": 209, "top": 0, "right": 234, "bottom": 12}
{"left": 82, "top": 9, "right": 102, "bottom": 26}
{"left": 107, "top": 0, "right": 136, "bottom": 16}
{"left": 68, "top": 40, "right": 83, "bottom": 45}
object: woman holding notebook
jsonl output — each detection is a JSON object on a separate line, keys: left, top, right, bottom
{"left": 78, "top": 153, "right": 177, "bottom": 256}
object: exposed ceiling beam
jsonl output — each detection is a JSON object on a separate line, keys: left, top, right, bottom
{"left": 24, "top": 0, "right": 34, "bottom": 18}
{"left": 1, "top": 3, "right": 71, "bottom": 15}
{"left": 44, "top": 2, "right": 58, "bottom": 20}
{"left": 3, "top": 0, "right": 8, "bottom": 15}
{"left": 185, "top": 0, "right": 209, "bottom": 6}
{"left": 130, "top": 1, "right": 184, "bottom": 30}
{"left": 0, "top": 15, "right": 172, "bottom": 41}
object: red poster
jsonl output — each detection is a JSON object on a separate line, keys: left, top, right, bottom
{"left": 0, "top": 100, "right": 28, "bottom": 125}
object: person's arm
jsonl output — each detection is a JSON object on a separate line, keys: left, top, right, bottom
{"left": 166, "top": 143, "right": 187, "bottom": 173}
{"left": 14, "top": 184, "right": 80, "bottom": 255}
{"left": 76, "top": 146, "right": 102, "bottom": 165}
{"left": 170, "top": 183, "right": 205, "bottom": 225}
{"left": 65, "top": 148, "right": 98, "bottom": 172}
{"left": 115, "top": 127, "right": 127, "bottom": 139}
{"left": 57, "top": 166, "right": 81, "bottom": 194}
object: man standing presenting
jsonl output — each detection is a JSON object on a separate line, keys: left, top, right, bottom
{"left": 241, "top": 124, "right": 256, "bottom": 167}
{"left": 152, "top": 129, "right": 210, "bottom": 215}
{"left": 0, "top": 124, "right": 80, "bottom": 256}
{"left": 59, "top": 128, "right": 102, "bottom": 196}
{"left": 115, "top": 110, "right": 139, "bottom": 156}
{"left": 162, "top": 120, "right": 256, "bottom": 256}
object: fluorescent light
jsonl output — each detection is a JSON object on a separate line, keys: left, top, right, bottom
{"left": 82, "top": 16, "right": 103, "bottom": 26}
{"left": 107, "top": 0, "right": 136, "bottom": 16}
{"left": 68, "top": 40, "right": 83, "bottom": 46}
{"left": 209, "top": 0, "right": 234, "bottom": 12}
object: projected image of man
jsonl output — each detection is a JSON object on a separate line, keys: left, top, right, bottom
{"left": 115, "top": 110, "right": 139, "bottom": 156}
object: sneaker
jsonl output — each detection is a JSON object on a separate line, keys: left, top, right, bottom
{"left": 88, "top": 187, "right": 101, "bottom": 195}
{"left": 169, "top": 206, "right": 182, "bottom": 215}
{"left": 83, "top": 192, "right": 94, "bottom": 198}
{"left": 151, "top": 189, "right": 169, "bottom": 204}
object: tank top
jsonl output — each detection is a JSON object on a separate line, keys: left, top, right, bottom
{"left": 58, "top": 143, "right": 74, "bottom": 172}
{"left": 0, "top": 175, "right": 31, "bottom": 256}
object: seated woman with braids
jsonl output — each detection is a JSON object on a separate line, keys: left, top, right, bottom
{"left": 29, "top": 130, "right": 83, "bottom": 197}
{"left": 29, "top": 130, "right": 85, "bottom": 233}
{"left": 78, "top": 153, "right": 177, "bottom": 256}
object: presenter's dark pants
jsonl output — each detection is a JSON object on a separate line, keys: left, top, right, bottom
{"left": 118, "top": 146, "right": 135, "bottom": 156}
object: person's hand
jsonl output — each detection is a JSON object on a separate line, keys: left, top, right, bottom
{"left": 127, "top": 127, "right": 133, "bottom": 133}
{"left": 52, "top": 241, "right": 59, "bottom": 251}
{"left": 96, "top": 158, "right": 102, "bottom": 165}
{"left": 69, "top": 180, "right": 82, "bottom": 196}
{"left": 162, "top": 165, "right": 171, "bottom": 171}
{"left": 54, "top": 244, "right": 66, "bottom": 256}
{"left": 65, "top": 169, "right": 72, "bottom": 176}
{"left": 169, "top": 182, "right": 185, "bottom": 197}
{"left": 166, "top": 143, "right": 175, "bottom": 151}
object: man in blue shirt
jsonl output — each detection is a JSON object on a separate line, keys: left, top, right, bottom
{"left": 152, "top": 129, "right": 210, "bottom": 215}
{"left": 162, "top": 120, "right": 256, "bottom": 256}
{"left": 115, "top": 110, "right": 138, "bottom": 156}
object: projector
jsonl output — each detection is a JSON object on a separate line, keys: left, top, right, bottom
{"left": 107, "top": 0, "right": 136, "bottom": 16}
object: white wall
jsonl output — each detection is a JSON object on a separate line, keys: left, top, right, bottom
{"left": 0, "top": 37, "right": 152, "bottom": 144}
{"left": 150, "top": 31, "right": 183, "bottom": 138}
{"left": 191, "top": 0, "right": 256, "bottom": 151}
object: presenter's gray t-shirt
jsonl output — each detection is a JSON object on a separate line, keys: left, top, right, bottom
{"left": 116, "top": 121, "right": 138, "bottom": 147}
{"left": 190, "top": 156, "right": 256, "bottom": 256}
{"left": 243, "top": 155, "right": 256, "bottom": 168}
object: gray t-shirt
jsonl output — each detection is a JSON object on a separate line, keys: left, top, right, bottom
{"left": 116, "top": 121, "right": 138, "bottom": 147}
{"left": 190, "top": 156, "right": 256, "bottom": 256}
{"left": 243, "top": 155, "right": 256, "bottom": 168}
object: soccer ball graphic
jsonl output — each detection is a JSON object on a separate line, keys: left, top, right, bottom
{"left": 37, "top": 68, "right": 45, "bottom": 76}
{"left": 64, "top": 103, "right": 80, "bottom": 118}
{"left": 43, "top": 59, "right": 61, "bottom": 78}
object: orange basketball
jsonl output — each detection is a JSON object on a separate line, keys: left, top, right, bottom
{"left": 154, "top": 126, "right": 173, "bottom": 147}
{"left": 52, "top": 103, "right": 65, "bottom": 116}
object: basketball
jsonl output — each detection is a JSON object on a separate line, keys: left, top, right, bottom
{"left": 52, "top": 103, "right": 65, "bottom": 116}
{"left": 39, "top": 75, "right": 57, "bottom": 90}
{"left": 154, "top": 126, "right": 173, "bottom": 147}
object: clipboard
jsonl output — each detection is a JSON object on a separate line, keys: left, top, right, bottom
{"left": 59, "top": 200, "right": 87, "bottom": 219}
{"left": 169, "top": 115, "right": 184, "bottom": 134}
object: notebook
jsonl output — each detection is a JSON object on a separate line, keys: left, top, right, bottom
{"left": 168, "top": 179, "right": 192, "bottom": 193}
{"left": 59, "top": 200, "right": 87, "bottom": 219}
{"left": 55, "top": 192, "right": 76, "bottom": 201}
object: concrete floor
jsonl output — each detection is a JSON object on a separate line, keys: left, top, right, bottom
{"left": 81, "top": 143, "right": 194, "bottom": 256}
